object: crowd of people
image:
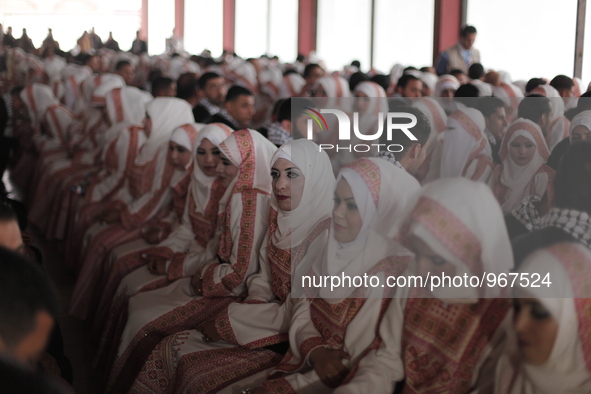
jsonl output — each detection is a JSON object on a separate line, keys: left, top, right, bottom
{"left": 1, "top": 22, "right": 591, "bottom": 394}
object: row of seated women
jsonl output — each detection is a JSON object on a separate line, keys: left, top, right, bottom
{"left": 11, "top": 75, "right": 591, "bottom": 393}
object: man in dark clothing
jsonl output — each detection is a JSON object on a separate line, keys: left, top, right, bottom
{"left": 130, "top": 31, "right": 148, "bottom": 55}
{"left": 208, "top": 85, "right": 255, "bottom": 130}
{"left": 193, "top": 72, "right": 226, "bottom": 123}
{"left": 511, "top": 141, "right": 591, "bottom": 267}
{"left": 3, "top": 26, "right": 16, "bottom": 48}
{"left": 0, "top": 246, "right": 67, "bottom": 393}
{"left": 104, "top": 32, "right": 120, "bottom": 51}
{"left": 475, "top": 97, "right": 508, "bottom": 164}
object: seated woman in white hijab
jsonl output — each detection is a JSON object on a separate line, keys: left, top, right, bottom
{"left": 28, "top": 75, "right": 125, "bottom": 238}
{"left": 68, "top": 98, "right": 194, "bottom": 321}
{"left": 411, "top": 96, "right": 448, "bottom": 183}
{"left": 494, "top": 82, "right": 523, "bottom": 124}
{"left": 64, "top": 86, "right": 154, "bottom": 269}
{"left": 13, "top": 84, "right": 80, "bottom": 194}
{"left": 93, "top": 124, "right": 232, "bottom": 362}
{"left": 105, "top": 129, "right": 277, "bottom": 394}
{"left": 531, "top": 84, "right": 570, "bottom": 151}
{"left": 47, "top": 86, "right": 153, "bottom": 243}
{"left": 127, "top": 139, "right": 335, "bottom": 394}
{"left": 244, "top": 158, "right": 419, "bottom": 394}
{"left": 352, "top": 81, "right": 388, "bottom": 157}
{"left": 437, "top": 105, "right": 494, "bottom": 183}
{"left": 279, "top": 72, "right": 306, "bottom": 98}
{"left": 388, "top": 178, "right": 512, "bottom": 393}
{"left": 547, "top": 110, "right": 591, "bottom": 170}
{"left": 489, "top": 118, "right": 555, "bottom": 213}
{"left": 434, "top": 74, "right": 460, "bottom": 114}
{"left": 495, "top": 242, "right": 591, "bottom": 394}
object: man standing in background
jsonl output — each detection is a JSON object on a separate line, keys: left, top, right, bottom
{"left": 435, "top": 25, "right": 481, "bottom": 75}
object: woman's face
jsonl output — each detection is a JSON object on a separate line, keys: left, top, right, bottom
{"left": 196, "top": 138, "right": 221, "bottom": 177}
{"left": 354, "top": 91, "right": 370, "bottom": 113}
{"left": 513, "top": 297, "right": 558, "bottom": 365}
{"left": 215, "top": 152, "right": 239, "bottom": 188}
{"left": 441, "top": 88, "right": 456, "bottom": 98}
{"left": 168, "top": 141, "right": 191, "bottom": 170}
{"left": 271, "top": 158, "right": 305, "bottom": 212}
{"left": 410, "top": 234, "right": 457, "bottom": 279}
{"left": 332, "top": 179, "right": 363, "bottom": 243}
{"left": 509, "top": 135, "right": 536, "bottom": 166}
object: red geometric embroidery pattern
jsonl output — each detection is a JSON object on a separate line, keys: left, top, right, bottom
{"left": 342, "top": 158, "right": 381, "bottom": 208}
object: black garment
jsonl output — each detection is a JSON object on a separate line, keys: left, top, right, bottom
{"left": 491, "top": 140, "right": 502, "bottom": 165}
{"left": 547, "top": 137, "right": 570, "bottom": 170}
{"left": 511, "top": 226, "right": 577, "bottom": 269}
{"left": 130, "top": 39, "right": 148, "bottom": 55}
{"left": 90, "top": 33, "right": 102, "bottom": 49}
{"left": 104, "top": 39, "right": 120, "bottom": 52}
{"left": 3, "top": 33, "right": 16, "bottom": 48}
{"left": 257, "top": 126, "right": 269, "bottom": 140}
{"left": 0, "top": 96, "right": 12, "bottom": 194}
{"left": 0, "top": 356, "right": 67, "bottom": 394}
{"left": 207, "top": 113, "right": 238, "bottom": 130}
{"left": 192, "top": 104, "right": 214, "bottom": 123}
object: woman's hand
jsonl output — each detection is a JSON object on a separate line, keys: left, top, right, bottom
{"left": 142, "top": 227, "right": 162, "bottom": 244}
{"left": 197, "top": 320, "right": 221, "bottom": 343}
{"left": 145, "top": 255, "right": 167, "bottom": 275}
{"left": 309, "top": 347, "right": 351, "bottom": 388}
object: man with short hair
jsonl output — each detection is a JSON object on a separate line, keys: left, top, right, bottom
{"left": 396, "top": 74, "right": 423, "bottom": 98}
{"left": 0, "top": 246, "right": 65, "bottom": 393}
{"left": 176, "top": 72, "right": 200, "bottom": 114}
{"left": 468, "top": 63, "right": 485, "bottom": 81}
{"left": 130, "top": 31, "right": 148, "bottom": 55}
{"left": 266, "top": 98, "right": 317, "bottom": 146}
{"left": 517, "top": 94, "right": 552, "bottom": 139}
{"left": 377, "top": 105, "right": 432, "bottom": 177}
{"left": 208, "top": 85, "right": 255, "bottom": 130}
{"left": 193, "top": 72, "right": 226, "bottom": 123}
{"left": 114, "top": 60, "right": 135, "bottom": 86}
{"left": 301, "top": 63, "right": 325, "bottom": 96}
{"left": 151, "top": 77, "right": 176, "bottom": 97}
{"left": 475, "top": 97, "right": 508, "bottom": 164}
{"left": 550, "top": 74, "right": 575, "bottom": 99}
{"left": 435, "top": 25, "right": 481, "bottom": 75}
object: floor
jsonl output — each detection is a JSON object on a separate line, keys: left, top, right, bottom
{"left": 5, "top": 171, "right": 104, "bottom": 394}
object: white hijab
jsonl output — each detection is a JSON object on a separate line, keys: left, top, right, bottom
{"left": 440, "top": 106, "right": 491, "bottom": 179}
{"left": 435, "top": 74, "right": 460, "bottom": 97}
{"left": 403, "top": 178, "right": 513, "bottom": 299}
{"left": 190, "top": 123, "right": 233, "bottom": 215}
{"left": 136, "top": 97, "right": 194, "bottom": 166}
{"left": 353, "top": 81, "right": 389, "bottom": 135}
{"left": 320, "top": 158, "right": 420, "bottom": 299}
{"left": 270, "top": 139, "right": 335, "bottom": 249}
{"left": 497, "top": 242, "right": 591, "bottom": 394}
{"left": 20, "top": 83, "right": 59, "bottom": 127}
{"left": 496, "top": 118, "right": 550, "bottom": 212}
{"left": 568, "top": 110, "right": 591, "bottom": 143}
{"left": 315, "top": 75, "right": 352, "bottom": 109}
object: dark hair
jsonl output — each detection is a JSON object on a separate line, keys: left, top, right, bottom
{"left": 0, "top": 247, "right": 59, "bottom": 350}
{"left": 554, "top": 141, "right": 591, "bottom": 213}
{"left": 277, "top": 98, "right": 291, "bottom": 122}
{"left": 525, "top": 78, "right": 546, "bottom": 94}
{"left": 350, "top": 60, "right": 361, "bottom": 68}
{"left": 151, "top": 76, "right": 174, "bottom": 96}
{"left": 396, "top": 74, "right": 420, "bottom": 89}
{"left": 449, "top": 69, "right": 466, "bottom": 77}
{"left": 370, "top": 74, "right": 390, "bottom": 92}
{"left": 198, "top": 72, "right": 221, "bottom": 90}
{"left": 349, "top": 71, "right": 369, "bottom": 91}
{"left": 382, "top": 104, "right": 431, "bottom": 157}
{"left": 303, "top": 63, "right": 323, "bottom": 78}
{"left": 403, "top": 66, "right": 418, "bottom": 74}
{"left": 10, "top": 85, "right": 24, "bottom": 97}
{"left": 550, "top": 75, "right": 574, "bottom": 93}
{"left": 296, "top": 54, "right": 305, "bottom": 63}
{"left": 115, "top": 60, "right": 131, "bottom": 71}
{"left": 278, "top": 97, "right": 314, "bottom": 123}
{"left": 75, "top": 53, "right": 95, "bottom": 66}
{"left": 147, "top": 69, "right": 163, "bottom": 84}
{"left": 454, "top": 84, "right": 479, "bottom": 106}
{"left": 225, "top": 85, "right": 253, "bottom": 103}
{"left": 0, "top": 201, "right": 17, "bottom": 223}
{"left": 461, "top": 25, "right": 477, "bottom": 36}
{"left": 475, "top": 97, "right": 505, "bottom": 118}
{"left": 283, "top": 69, "right": 299, "bottom": 76}
{"left": 518, "top": 94, "right": 551, "bottom": 123}
{"left": 176, "top": 72, "right": 198, "bottom": 100}
{"left": 468, "top": 63, "right": 484, "bottom": 80}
